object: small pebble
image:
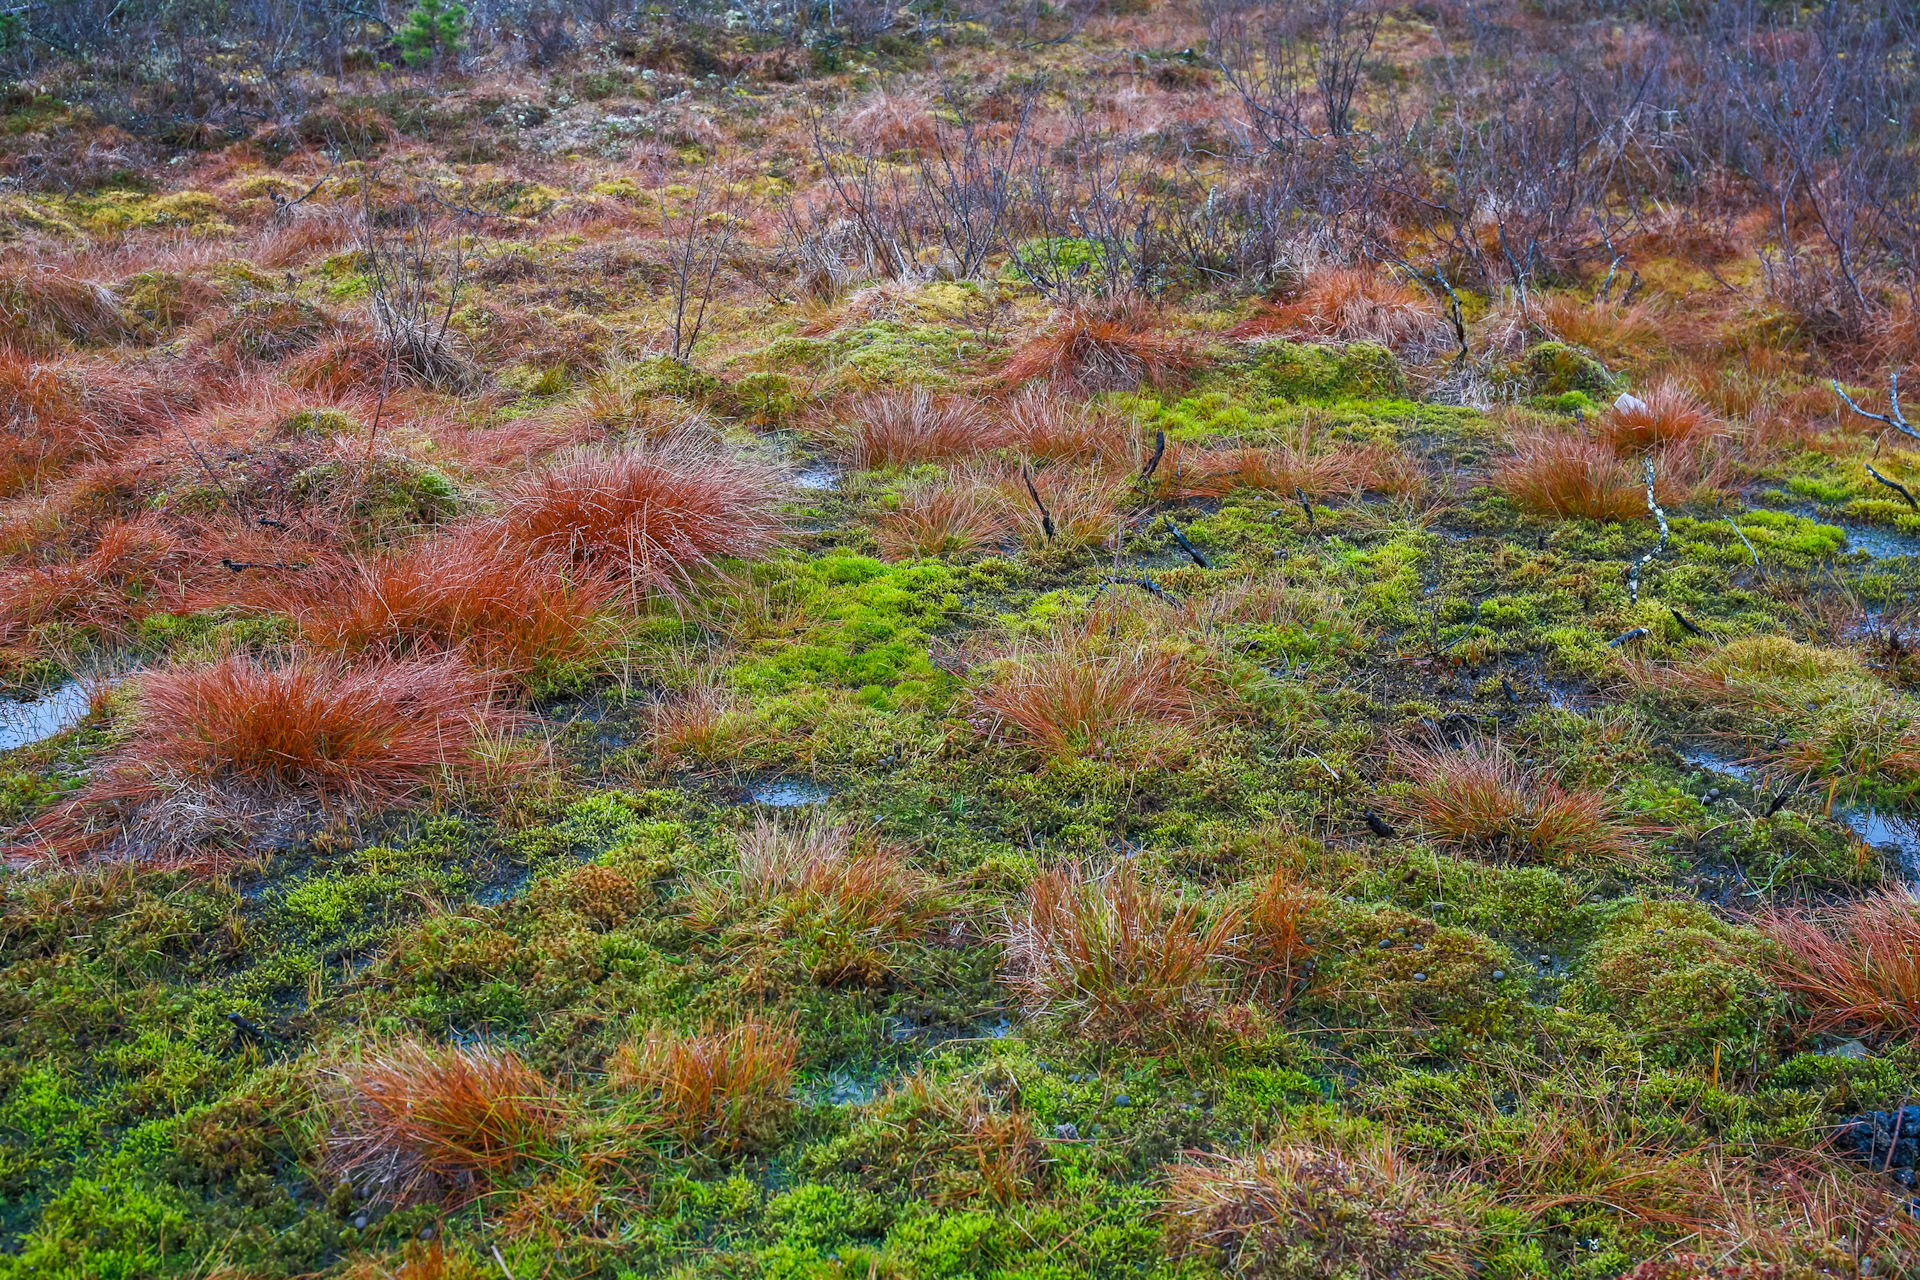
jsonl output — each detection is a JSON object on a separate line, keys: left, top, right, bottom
{"left": 1113, "top": 1094, "right": 1132, "bottom": 1107}
{"left": 1413, "top": 972, "right": 1427, "bottom": 981}
{"left": 1492, "top": 970, "right": 1505, "bottom": 980}
{"left": 1053, "top": 1122, "right": 1079, "bottom": 1140}
{"left": 1378, "top": 938, "right": 1393, "bottom": 949}
{"left": 353, "top": 1215, "right": 368, "bottom": 1231}
{"left": 419, "top": 1227, "right": 434, "bottom": 1242}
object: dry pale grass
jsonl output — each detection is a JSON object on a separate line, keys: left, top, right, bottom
{"left": 1003, "top": 302, "right": 1197, "bottom": 392}
{"left": 1002, "top": 863, "right": 1243, "bottom": 1039}
{"left": 1387, "top": 737, "right": 1642, "bottom": 865}
{"left": 608, "top": 1019, "right": 799, "bottom": 1154}
{"left": 0, "top": 267, "right": 131, "bottom": 351}
{"left": 322, "top": 1039, "right": 565, "bottom": 1206}
{"left": 497, "top": 434, "right": 786, "bottom": 599}
{"left": 1164, "top": 1137, "right": 1474, "bottom": 1280}
{"left": 1754, "top": 888, "right": 1920, "bottom": 1039}
{"left": 843, "top": 87, "right": 940, "bottom": 153}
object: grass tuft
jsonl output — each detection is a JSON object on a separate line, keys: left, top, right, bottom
{"left": 1755, "top": 888, "right": 1920, "bottom": 1039}
{"left": 323, "top": 1039, "right": 565, "bottom": 1206}
{"left": 1003, "top": 301, "right": 1196, "bottom": 392}
{"left": 1163, "top": 1136, "right": 1474, "bottom": 1280}
{"left": 608, "top": 1019, "right": 799, "bottom": 1154}
{"left": 1002, "top": 862, "right": 1242, "bottom": 1039}
{"left": 1387, "top": 736, "right": 1642, "bottom": 865}
{"left": 498, "top": 434, "right": 786, "bottom": 599}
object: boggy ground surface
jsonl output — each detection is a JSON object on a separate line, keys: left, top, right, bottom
{"left": 5, "top": 1, "right": 1920, "bottom": 1277}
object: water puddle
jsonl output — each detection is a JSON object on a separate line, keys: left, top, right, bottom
{"left": 793, "top": 465, "right": 841, "bottom": 492}
{"left": 1678, "top": 747, "right": 1920, "bottom": 878}
{"left": 0, "top": 682, "right": 93, "bottom": 751}
{"left": 747, "top": 777, "right": 834, "bottom": 807}
{"left": 1843, "top": 809, "right": 1920, "bottom": 877}
{"left": 1838, "top": 522, "right": 1920, "bottom": 560}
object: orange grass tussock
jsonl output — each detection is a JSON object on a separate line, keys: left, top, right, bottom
{"left": 1754, "top": 888, "right": 1920, "bottom": 1039}
{"left": 322, "top": 1039, "right": 565, "bottom": 1206}
{"left": 1001, "top": 862, "right": 1243, "bottom": 1038}
{"left": 608, "top": 1019, "right": 800, "bottom": 1154}
{"left": 1491, "top": 429, "right": 1652, "bottom": 522}
{"left": 117, "top": 653, "right": 518, "bottom": 807}
{"left": 1387, "top": 736, "right": 1643, "bottom": 865}
{"left": 1003, "top": 302, "right": 1197, "bottom": 392}
{"left": 497, "top": 434, "right": 786, "bottom": 599}
{"left": 277, "top": 536, "right": 617, "bottom": 681}
{"left": 971, "top": 625, "right": 1200, "bottom": 762}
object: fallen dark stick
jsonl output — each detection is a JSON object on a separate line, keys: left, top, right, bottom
{"left": 221, "top": 558, "right": 310, "bottom": 572}
{"left": 1295, "top": 485, "right": 1315, "bottom": 531}
{"left": 1164, "top": 518, "right": 1210, "bottom": 568}
{"left": 227, "top": 1012, "right": 278, "bottom": 1044}
{"left": 1021, "top": 465, "right": 1055, "bottom": 543}
{"left": 1501, "top": 677, "right": 1520, "bottom": 704}
{"left": 1671, "top": 608, "right": 1711, "bottom": 638}
{"left": 1363, "top": 808, "right": 1397, "bottom": 838}
{"left": 1606, "top": 626, "right": 1649, "bottom": 647}
{"left": 1866, "top": 464, "right": 1919, "bottom": 511}
{"left": 1139, "top": 430, "right": 1165, "bottom": 485}
{"left": 1091, "top": 574, "right": 1180, "bottom": 607}
{"left": 1765, "top": 792, "right": 1791, "bottom": 817}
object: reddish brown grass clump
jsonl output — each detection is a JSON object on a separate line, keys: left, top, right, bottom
{"left": 1600, "top": 382, "right": 1720, "bottom": 451}
{"left": 972, "top": 624, "right": 1200, "bottom": 761}
{"left": 324, "top": 1039, "right": 565, "bottom": 1205}
{"left": 1232, "top": 267, "right": 1450, "bottom": 354}
{"left": 998, "top": 385, "right": 1131, "bottom": 463}
{"left": 1163, "top": 1136, "right": 1474, "bottom": 1280}
{"left": 841, "top": 389, "right": 997, "bottom": 469}
{"left": 281, "top": 537, "right": 616, "bottom": 682}
{"left": 1003, "top": 302, "right": 1197, "bottom": 392}
{"left": 872, "top": 472, "right": 1005, "bottom": 560}
{"left": 1243, "top": 869, "right": 1322, "bottom": 1009}
{"left": 497, "top": 435, "right": 785, "bottom": 598}
{"left": 1388, "top": 737, "right": 1641, "bottom": 865}
{"left": 1490, "top": 429, "right": 1649, "bottom": 522}
{"left": 1755, "top": 888, "right": 1920, "bottom": 1039}
{"left": 608, "top": 1019, "right": 800, "bottom": 1154}
{"left": 120, "top": 653, "right": 513, "bottom": 807}
{"left": 1002, "top": 863, "right": 1243, "bottom": 1039}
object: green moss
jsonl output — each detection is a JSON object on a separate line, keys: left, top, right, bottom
{"left": 1518, "top": 341, "right": 1615, "bottom": 395}
{"left": 1243, "top": 340, "right": 1407, "bottom": 402}
{"left": 1568, "top": 899, "right": 1778, "bottom": 1067}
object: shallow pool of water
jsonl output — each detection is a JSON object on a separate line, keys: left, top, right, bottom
{"left": 748, "top": 777, "right": 835, "bottom": 807}
{"left": 0, "top": 683, "right": 92, "bottom": 752}
{"left": 1678, "top": 747, "right": 1920, "bottom": 877}
{"left": 792, "top": 465, "right": 841, "bottom": 492}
